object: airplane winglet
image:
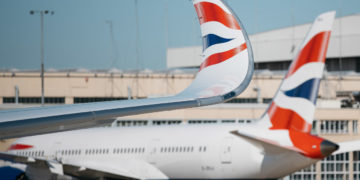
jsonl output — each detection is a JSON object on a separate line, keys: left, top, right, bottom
{"left": 181, "top": 0, "right": 254, "bottom": 105}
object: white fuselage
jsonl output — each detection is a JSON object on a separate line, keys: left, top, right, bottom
{"left": 8, "top": 124, "right": 318, "bottom": 179}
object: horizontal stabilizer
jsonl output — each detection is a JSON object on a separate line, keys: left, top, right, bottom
{"left": 333, "top": 140, "right": 360, "bottom": 155}
{"left": 0, "top": 151, "right": 63, "bottom": 175}
{"left": 231, "top": 127, "right": 337, "bottom": 159}
{"left": 230, "top": 129, "right": 303, "bottom": 155}
{"left": 0, "top": 151, "right": 168, "bottom": 180}
{"left": 62, "top": 159, "right": 168, "bottom": 180}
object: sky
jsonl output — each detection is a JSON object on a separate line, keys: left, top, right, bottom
{"left": 0, "top": 0, "right": 359, "bottom": 71}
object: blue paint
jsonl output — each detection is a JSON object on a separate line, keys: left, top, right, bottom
{"left": 284, "top": 78, "right": 321, "bottom": 104}
{"left": 202, "top": 34, "right": 233, "bottom": 50}
{"left": 0, "top": 166, "right": 24, "bottom": 180}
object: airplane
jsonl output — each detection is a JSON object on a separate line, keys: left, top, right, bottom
{"left": 0, "top": 0, "right": 254, "bottom": 140}
{"left": 1, "top": 0, "right": 360, "bottom": 180}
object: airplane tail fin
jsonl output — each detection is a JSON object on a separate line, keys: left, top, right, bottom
{"left": 259, "top": 11, "right": 336, "bottom": 133}
{"left": 233, "top": 11, "right": 338, "bottom": 160}
{"left": 179, "top": 0, "right": 254, "bottom": 103}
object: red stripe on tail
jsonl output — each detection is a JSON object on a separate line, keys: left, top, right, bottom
{"left": 268, "top": 102, "right": 312, "bottom": 133}
{"left": 199, "top": 43, "right": 247, "bottom": 71}
{"left": 289, "top": 130, "right": 323, "bottom": 158}
{"left": 194, "top": 2, "right": 241, "bottom": 30}
{"left": 286, "top": 31, "right": 331, "bottom": 77}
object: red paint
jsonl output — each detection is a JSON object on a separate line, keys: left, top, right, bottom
{"left": 268, "top": 102, "right": 312, "bottom": 133}
{"left": 8, "top": 144, "right": 33, "bottom": 150}
{"left": 286, "top": 31, "right": 331, "bottom": 77}
{"left": 199, "top": 43, "right": 247, "bottom": 71}
{"left": 267, "top": 31, "right": 331, "bottom": 134}
{"left": 194, "top": 2, "right": 241, "bottom": 30}
{"left": 289, "top": 130, "right": 324, "bottom": 158}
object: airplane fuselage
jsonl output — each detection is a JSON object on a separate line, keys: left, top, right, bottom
{"left": 9, "top": 124, "right": 318, "bottom": 179}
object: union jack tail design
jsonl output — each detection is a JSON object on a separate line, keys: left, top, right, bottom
{"left": 233, "top": 12, "right": 338, "bottom": 159}
{"left": 260, "top": 11, "right": 336, "bottom": 134}
{"left": 180, "top": 0, "right": 253, "bottom": 100}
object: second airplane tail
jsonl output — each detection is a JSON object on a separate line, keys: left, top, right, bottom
{"left": 231, "top": 11, "right": 338, "bottom": 159}
{"left": 260, "top": 11, "right": 336, "bottom": 133}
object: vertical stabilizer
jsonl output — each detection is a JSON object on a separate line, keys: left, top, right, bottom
{"left": 233, "top": 12, "right": 338, "bottom": 160}
{"left": 260, "top": 11, "right": 336, "bottom": 133}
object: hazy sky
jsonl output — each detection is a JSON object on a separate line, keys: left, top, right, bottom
{"left": 0, "top": 0, "right": 359, "bottom": 71}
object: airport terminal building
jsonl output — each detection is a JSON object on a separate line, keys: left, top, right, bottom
{"left": 0, "top": 14, "right": 360, "bottom": 180}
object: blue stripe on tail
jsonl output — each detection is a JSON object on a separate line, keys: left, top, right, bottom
{"left": 284, "top": 78, "right": 321, "bottom": 104}
{"left": 202, "top": 34, "right": 233, "bottom": 50}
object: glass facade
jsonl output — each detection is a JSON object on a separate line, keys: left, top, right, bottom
{"left": 289, "top": 164, "right": 316, "bottom": 180}
{"left": 320, "top": 120, "right": 350, "bottom": 134}
{"left": 74, "top": 97, "right": 127, "bottom": 103}
{"left": 3, "top": 97, "right": 65, "bottom": 104}
{"left": 320, "top": 153, "right": 349, "bottom": 180}
{"left": 354, "top": 151, "right": 360, "bottom": 179}
{"left": 287, "top": 119, "right": 359, "bottom": 180}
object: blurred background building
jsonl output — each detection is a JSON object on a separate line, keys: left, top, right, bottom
{"left": 0, "top": 14, "right": 360, "bottom": 180}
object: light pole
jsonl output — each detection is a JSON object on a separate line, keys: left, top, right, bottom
{"left": 29, "top": 10, "right": 54, "bottom": 105}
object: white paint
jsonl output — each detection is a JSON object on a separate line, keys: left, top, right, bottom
{"left": 300, "top": 11, "right": 336, "bottom": 49}
{"left": 280, "top": 62, "right": 324, "bottom": 91}
{"left": 237, "top": 128, "right": 294, "bottom": 148}
{"left": 202, "top": 36, "right": 246, "bottom": 61}
{"left": 180, "top": 50, "right": 249, "bottom": 98}
{"left": 200, "top": 21, "right": 243, "bottom": 38}
{"left": 7, "top": 124, "right": 317, "bottom": 179}
{"left": 256, "top": 114, "right": 273, "bottom": 129}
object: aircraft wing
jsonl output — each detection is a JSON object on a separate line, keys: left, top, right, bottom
{"left": 0, "top": 151, "right": 168, "bottom": 180}
{"left": 0, "top": 0, "right": 254, "bottom": 139}
{"left": 62, "top": 159, "right": 168, "bottom": 180}
{"left": 0, "top": 151, "right": 65, "bottom": 175}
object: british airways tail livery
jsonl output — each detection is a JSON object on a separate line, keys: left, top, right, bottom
{"left": 2, "top": 3, "right": 360, "bottom": 180}
{"left": 0, "top": 0, "right": 253, "bottom": 139}
{"left": 263, "top": 11, "right": 335, "bottom": 134}
{"left": 233, "top": 11, "right": 338, "bottom": 160}
{"left": 180, "top": 0, "right": 253, "bottom": 99}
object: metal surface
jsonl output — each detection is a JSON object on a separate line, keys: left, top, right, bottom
{"left": 0, "top": 97, "right": 198, "bottom": 139}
